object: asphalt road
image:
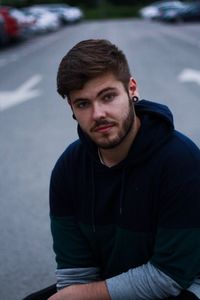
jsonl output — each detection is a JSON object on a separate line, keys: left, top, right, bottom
{"left": 0, "top": 19, "right": 200, "bottom": 300}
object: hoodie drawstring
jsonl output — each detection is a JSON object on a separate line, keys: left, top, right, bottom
{"left": 91, "top": 163, "right": 96, "bottom": 232}
{"left": 91, "top": 163, "right": 127, "bottom": 231}
{"left": 119, "top": 167, "right": 126, "bottom": 215}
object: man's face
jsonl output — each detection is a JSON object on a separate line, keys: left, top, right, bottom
{"left": 69, "top": 73, "right": 137, "bottom": 149}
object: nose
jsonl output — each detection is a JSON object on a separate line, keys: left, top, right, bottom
{"left": 92, "top": 102, "right": 106, "bottom": 120}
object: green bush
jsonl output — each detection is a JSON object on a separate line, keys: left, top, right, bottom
{"left": 84, "top": 3, "right": 140, "bottom": 19}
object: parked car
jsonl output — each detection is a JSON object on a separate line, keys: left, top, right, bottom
{"left": 22, "top": 6, "right": 61, "bottom": 33}
{"left": 0, "top": 6, "right": 33, "bottom": 42}
{"left": 160, "top": 3, "right": 200, "bottom": 22}
{"left": 9, "top": 8, "right": 36, "bottom": 36}
{"left": 32, "top": 3, "right": 84, "bottom": 24}
{"left": 139, "top": 1, "right": 186, "bottom": 20}
{"left": 0, "top": 14, "right": 7, "bottom": 45}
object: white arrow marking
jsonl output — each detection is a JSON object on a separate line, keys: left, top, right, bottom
{"left": 178, "top": 69, "right": 200, "bottom": 85}
{"left": 0, "top": 74, "right": 42, "bottom": 111}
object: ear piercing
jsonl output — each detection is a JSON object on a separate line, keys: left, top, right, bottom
{"left": 132, "top": 96, "right": 139, "bottom": 103}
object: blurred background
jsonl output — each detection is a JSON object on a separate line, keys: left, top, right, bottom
{"left": 0, "top": 0, "right": 200, "bottom": 299}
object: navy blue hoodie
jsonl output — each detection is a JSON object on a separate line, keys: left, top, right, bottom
{"left": 50, "top": 100, "right": 200, "bottom": 288}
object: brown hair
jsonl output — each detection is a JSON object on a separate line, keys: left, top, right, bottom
{"left": 57, "top": 39, "right": 131, "bottom": 99}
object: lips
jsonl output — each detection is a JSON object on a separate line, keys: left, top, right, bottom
{"left": 94, "top": 124, "right": 114, "bottom": 133}
{"left": 91, "top": 120, "right": 114, "bottom": 132}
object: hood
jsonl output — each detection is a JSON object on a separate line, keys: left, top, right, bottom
{"left": 77, "top": 99, "right": 175, "bottom": 230}
{"left": 77, "top": 99, "right": 174, "bottom": 168}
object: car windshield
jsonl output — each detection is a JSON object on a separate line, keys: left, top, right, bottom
{"left": 157, "top": 2, "right": 185, "bottom": 9}
{"left": 180, "top": 4, "right": 197, "bottom": 13}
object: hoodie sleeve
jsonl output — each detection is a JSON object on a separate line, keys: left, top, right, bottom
{"left": 150, "top": 132, "right": 200, "bottom": 289}
{"left": 106, "top": 262, "right": 181, "bottom": 300}
{"left": 49, "top": 146, "right": 100, "bottom": 287}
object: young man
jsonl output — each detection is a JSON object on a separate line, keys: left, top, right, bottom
{"left": 49, "top": 39, "right": 200, "bottom": 300}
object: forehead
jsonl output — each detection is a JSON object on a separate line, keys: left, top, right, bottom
{"left": 69, "top": 72, "right": 125, "bottom": 101}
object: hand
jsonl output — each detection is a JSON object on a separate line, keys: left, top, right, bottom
{"left": 48, "top": 281, "right": 111, "bottom": 300}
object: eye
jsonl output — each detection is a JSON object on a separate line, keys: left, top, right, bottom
{"left": 75, "top": 101, "right": 90, "bottom": 109}
{"left": 103, "top": 93, "right": 116, "bottom": 102}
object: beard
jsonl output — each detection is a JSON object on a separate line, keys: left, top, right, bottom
{"left": 90, "top": 98, "right": 135, "bottom": 149}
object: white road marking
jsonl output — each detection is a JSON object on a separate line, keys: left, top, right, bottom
{"left": 178, "top": 69, "right": 200, "bottom": 85}
{"left": 0, "top": 34, "right": 61, "bottom": 68}
{"left": 0, "top": 74, "right": 42, "bottom": 111}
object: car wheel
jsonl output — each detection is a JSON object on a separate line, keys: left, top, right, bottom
{"left": 175, "top": 16, "right": 183, "bottom": 24}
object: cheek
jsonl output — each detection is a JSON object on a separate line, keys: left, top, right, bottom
{"left": 76, "top": 113, "right": 91, "bottom": 129}
{"left": 113, "top": 100, "right": 130, "bottom": 117}
{"left": 108, "top": 97, "right": 128, "bottom": 114}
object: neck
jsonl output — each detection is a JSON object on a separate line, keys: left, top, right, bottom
{"left": 98, "top": 116, "right": 141, "bottom": 167}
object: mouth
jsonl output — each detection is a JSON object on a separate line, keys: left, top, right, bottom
{"left": 92, "top": 121, "right": 115, "bottom": 133}
{"left": 94, "top": 124, "right": 114, "bottom": 133}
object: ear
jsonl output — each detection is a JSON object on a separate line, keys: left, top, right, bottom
{"left": 128, "top": 77, "right": 139, "bottom": 98}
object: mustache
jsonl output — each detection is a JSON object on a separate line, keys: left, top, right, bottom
{"left": 90, "top": 119, "right": 116, "bottom": 132}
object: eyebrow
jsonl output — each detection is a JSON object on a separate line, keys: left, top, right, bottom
{"left": 97, "top": 87, "right": 117, "bottom": 97}
{"left": 72, "top": 87, "right": 117, "bottom": 104}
